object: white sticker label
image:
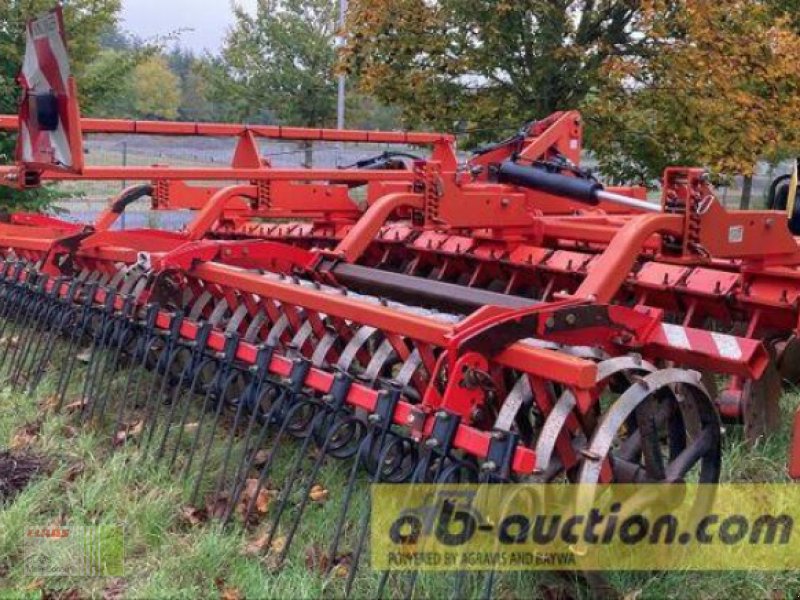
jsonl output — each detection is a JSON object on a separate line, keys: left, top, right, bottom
{"left": 662, "top": 324, "right": 691, "bottom": 349}
{"left": 728, "top": 225, "right": 744, "bottom": 244}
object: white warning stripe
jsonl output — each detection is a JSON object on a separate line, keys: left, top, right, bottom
{"left": 19, "top": 121, "right": 33, "bottom": 163}
{"left": 661, "top": 323, "right": 691, "bottom": 350}
{"left": 710, "top": 332, "right": 743, "bottom": 360}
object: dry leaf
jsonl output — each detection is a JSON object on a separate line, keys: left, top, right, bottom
{"left": 243, "top": 532, "right": 270, "bottom": 556}
{"left": 206, "top": 494, "right": 230, "bottom": 520}
{"left": 182, "top": 422, "right": 199, "bottom": 434}
{"left": 330, "top": 563, "right": 349, "bottom": 578}
{"left": 308, "top": 484, "right": 328, "bottom": 503}
{"left": 180, "top": 505, "right": 208, "bottom": 526}
{"left": 24, "top": 578, "right": 44, "bottom": 591}
{"left": 61, "top": 425, "right": 78, "bottom": 439}
{"left": 113, "top": 420, "right": 144, "bottom": 446}
{"left": 63, "top": 399, "right": 88, "bottom": 413}
{"left": 101, "top": 579, "right": 126, "bottom": 600}
{"left": 220, "top": 587, "right": 242, "bottom": 600}
{"left": 236, "top": 478, "right": 272, "bottom": 521}
{"left": 10, "top": 422, "right": 41, "bottom": 449}
{"left": 64, "top": 461, "right": 85, "bottom": 483}
{"left": 305, "top": 544, "right": 330, "bottom": 574}
{"left": 251, "top": 449, "right": 270, "bottom": 467}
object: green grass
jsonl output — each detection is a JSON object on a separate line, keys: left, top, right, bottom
{"left": 0, "top": 338, "right": 799, "bottom": 599}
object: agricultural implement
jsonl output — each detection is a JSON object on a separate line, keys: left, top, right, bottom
{"left": 2, "top": 6, "right": 800, "bottom": 597}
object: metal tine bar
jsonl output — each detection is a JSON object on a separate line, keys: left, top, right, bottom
{"left": 113, "top": 303, "right": 161, "bottom": 450}
{"left": 272, "top": 372, "right": 356, "bottom": 564}
{"left": 28, "top": 279, "right": 84, "bottom": 394}
{"left": 80, "top": 290, "right": 118, "bottom": 422}
{"left": 8, "top": 276, "right": 62, "bottom": 388}
{"left": 241, "top": 393, "right": 315, "bottom": 526}
{"left": 326, "top": 387, "right": 402, "bottom": 592}
{"left": 187, "top": 368, "right": 240, "bottom": 505}
{"left": 219, "top": 361, "right": 292, "bottom": 526}
{"left": 234, "top": 359, "right": 311, "bottom": 525}
{"left": 160, "top": 324, "right": 215, "bottom": 467}
{"left": 6, "top": 287, "right": 49, "bottom": 388}
{"left": 55, "top": 282, "right": 99, "bottom": 411}
{"left": 181, "top": 333, "right": 240, "bottom": 486}
{"left": 136, "top": 311, "right": 185, "bottom": 454}
{"left": 211, "top": 343, "right": 274, "bottom": 506}
{"left": 0, "top": 274, "right": 46, "bottom": 377}
{"left": 378, "top": 411, "right": 463, "bottom": 600}
{"left": 90, "top": 295, "right": 137, "bottom": 423}
{"left": 22, "top": 277, "right": 75, "bottom": 392}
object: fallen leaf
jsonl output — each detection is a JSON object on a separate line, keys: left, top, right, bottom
{"left": 182, "top": 422, "right": 199, "bottom": 434}
{"left": 41, "top": 394, "right": 60, "bottom": 412}
{"left": 236, "top": 478, "right": 272, "bottom": 521}
{"left": 243, "top": 532, "right": 270, "bottom": 556}
{"left": 61, "top": 425, "right": 78, "bottom": 439}
{"left": 251, "top": 449, "right": 270, "bottom": 467}
{"left": 180, "top": 505, "right": 208, "bottom": 526}
{"left": 113, "top": 420, "right": 144, "bottom": 446}
{"left": 330, "top": 563, "right": 349, "bottom": 578}
{"left": 305, "top": 544, "right": 330, "bottom": 574}
{"left": 308, "top": 484, "right": 328, "bottom": 503}
{"left": 220, "top": 587, "right": 242, "bottom": 600}
{"left": 206, "top": 494, "right": 230, "bottom": 520}
{"left": 63, "top": 399, "right": 88, "bottom": 413}
{"left": 64, "top": 461, "right": 85, "bottom": 483}
{"left": 10, "top": 421, "right": 41, "bottom": 449}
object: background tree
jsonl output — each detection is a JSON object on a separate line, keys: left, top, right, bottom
{"left": 131, "top": 56, "right": 182, "bottom": 120}
{"left": 215, "top": 0, "right": 338, "bottom": 128}
{"left": 587, "top": 0, "right": 800, "bottom": 204}
{"left": 342, "top": 0, "right": 645, "bottom": 135}
{"left": 0, "top": 0, "right": 121, "bottom": 209}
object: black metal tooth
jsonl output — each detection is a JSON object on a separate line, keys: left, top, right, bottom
{"left": 186, "top": 332, "right": 241, "bottom": 506}
{"left": 137, "top": 311, "right": 185, "bottom": 455}
{"left": 54, "top": 282, "right": 99, "bottom": 412}
{"left": 80, "top": 290, "right": 119, "bottom": 423}
{"left": 157, "top": 323, "right": 213, "bottom": 467}
{"left": 211, "top": 343, "right": 274, "bottom": 507}
{"left": 113, "top": 303, "right": 161, "bottom": 450}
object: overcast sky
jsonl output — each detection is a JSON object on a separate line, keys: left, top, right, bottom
{"left": 120, "top": 0, "right": 258, "bottom": 54}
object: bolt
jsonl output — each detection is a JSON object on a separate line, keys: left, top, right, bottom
{"left": 500, "top": 198, "right": 510, "bottom": 208}
{"left": 368, "top": 414, "right": 382, "bottom": 424}
{"left": 406, "top": 414, "right": 415, "bottom": 424}
{"left": 425, "top": 438, "right": 439, "bottom": 448}
{"left": 436, "top": 410, "right": 449, "bottom": 419}
{"left": 481, "top": 460, "right": 497, "bottom": 472}
{"left": 545, "top": 317, "right": 556, "bottom": 329}
{"left": 565, "top": 313, "right": 577, "bottom": 326}
{"left": 492, "top": 430, "right": 506, "bottom": 440}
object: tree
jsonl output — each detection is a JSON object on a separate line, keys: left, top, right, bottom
{"left": 216, "top": 0, "right": 339, "bottom": 127}
{"left": 131, "top": 56, "right": 182, "bottom": 120}
{"left": 587, "top": 1, "right": 800, "bottom": 194}
{"left": 342, "top": 1, "right": 645, "bottom": 136}
{"left": 0, "top": 0, "right": 121, "bottom": 209}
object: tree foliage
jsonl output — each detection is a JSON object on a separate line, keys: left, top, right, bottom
{"left": 342, "top": 0, "right": 644, "bottom": 134}
{"left": 343, "top": 0, "right": 800, "bottom": 185}
{"left": 0, "top": 0, "right": 121, "bottom": 209}
{"left": 588, "top": 0, "right": 800, "bottom": 183}
{"left": 215, "top": 0, "right": 338, "bottom": 126}
{"left": 131, "top": 56, "right": 182, "bottom": 120}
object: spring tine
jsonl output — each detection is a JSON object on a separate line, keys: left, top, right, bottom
{"left": 211, "top": 344, "right": 274, "bottom": 506}
{"left": 137, "top": 311, "right": 184, "bottom": 454}
{"left": 8, "top": 277, "right": 57, "bottom": 388}
{"left": 241, "top": 395, "right": 313, "bottom": 526}
{"left": 153, "top": 348, "right": 196, "bottom": 462}
{"left": 233, "top": 358, "right": 311, "bottom": 524}
{"left": 159, "top": 323, "right": 213, "bottom": 466}
{"left": 273, "top": 373, "right": 355, "bottom": 564}
{"left": 327, "top": 388, "right": 401, "bottom": 587}
{"left": 92, "top": 296, "right": 137, "bottom": 423}
{"left": 113, "top": 304, "right": 160, "bottom": 449}
{"left": 187, "top": 334, "right": 241, "bottom": 506}
{"left": 22, "top": 278, "right": 73, "bottom": 393}
{"left": 81, "top": 291, "right": 118, "bottom": 422}
{"left": 55, "top": 282, "right": 99, "bottom": 411}
{"left": 0, "top": 274, "right": 45, "bottom": 376}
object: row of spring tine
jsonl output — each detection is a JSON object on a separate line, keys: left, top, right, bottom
{"left": 0, "top": 261, "right": 526, "bottom": 599}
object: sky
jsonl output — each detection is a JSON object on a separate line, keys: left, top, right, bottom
{"left": 120, "top": 0, "right": 258, "bottom": 54}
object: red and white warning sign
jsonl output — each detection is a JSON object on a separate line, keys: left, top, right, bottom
{"left": 15, "top": 6, "right": 83, "bottom": 173}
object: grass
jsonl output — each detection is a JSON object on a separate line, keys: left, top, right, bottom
{"left": 0, "top": 336, "right": 799, "bottom": 599}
